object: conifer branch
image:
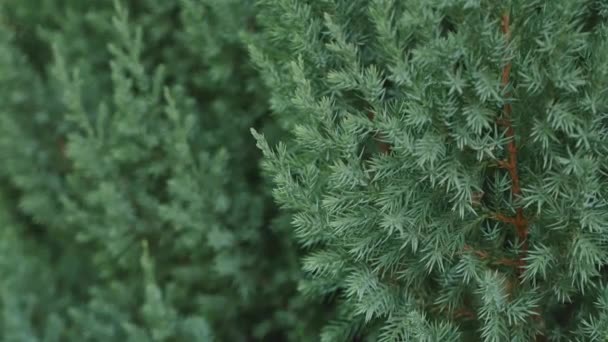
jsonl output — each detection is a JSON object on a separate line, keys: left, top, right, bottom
{"left": 454, "top": 307, "right": 476, "bottom": 320}
{"left": 491, "top": 212, "right": 517, "bottom": 225}
{"left": 500, "top": 10, "right": 546, "bottom": 341}
{"left": 497, "top": 10, "right": 529, "bottom": 263}
{"left": 367, "top": 111, "right": 392, "bottom": 154}
{"left": 463, "top": 244, "right": 522, "bottom": 268}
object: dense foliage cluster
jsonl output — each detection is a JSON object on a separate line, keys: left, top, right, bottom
{"left": 2, "top": 0, "right": 608, "bottom": 341}
{"left": 252, "top": 0, "right": 608, "bottom": 341}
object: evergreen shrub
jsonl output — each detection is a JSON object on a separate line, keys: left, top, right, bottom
{"left": 2, "top": 0, "right": 608, "bottom": 341}
{"left": 252, "top": 1, "right": 608, "bottom": 341}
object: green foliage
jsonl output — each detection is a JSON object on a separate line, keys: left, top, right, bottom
{"left": 0, "top": 192, "right": 68, "bottom": 342}
{"left": 0, "top": 0, "right": 319, "bottom": 340}
{"left": 252, "top": 0, "right": 608, "bottom": 340}
{"left": 4, "top": 0, "right": 608, "bottom": 340}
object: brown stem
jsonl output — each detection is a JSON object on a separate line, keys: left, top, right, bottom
{"left": 495, "top": 257, "right": 524, "bottom": 268}
{"left": 463, "top": 244, "right": 521, "bottom": 268}
{"left": 492, "top": 212, "right": 517, "bottom": 225}
{"left": 367, "top": 111, "right": 392, "bottom": 154}
{"left": 498, "top": 11, "right": 529, "bottom": 261}
{"left": 499, "top": 10, "right": 545, "bottom": 339}
{"left": 463, "top": 244, "right": 489, "bottom": 259}
{"left": 454, "top": 307, "right": 476, "bottom": 320}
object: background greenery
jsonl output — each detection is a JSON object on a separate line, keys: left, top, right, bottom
{"left": 0, "top": 0, "right": 322, "bottom": 340}
{"left": 2, "top": 0, "right": 608, "bottom": 341}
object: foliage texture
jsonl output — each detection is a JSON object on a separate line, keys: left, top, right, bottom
{"left": 252, "top": 0, "right": 608, "bottom": 341}
{"left": 3, "top": 0, "right": 608, "bottom": 341}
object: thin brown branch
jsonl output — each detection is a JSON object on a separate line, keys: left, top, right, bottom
{"left": 367, "top": 111, "right": 392, "bottom": 154}
{"left": 454, "top": 307, "right": 476, "bottom": 320}
{"left": 494, "top": 257, "right": 523, "bottom": 268}
{"left": 462, "top": 245, "right": 521, "bottom": 268}
{"left": 497, "top": 11, "right": 529, "bottom": 260}
{"left": 491, "top": 212, "right": 517, "bottom": 225}
{"left": 499, "top": 9, "right": 545, "bottom": 338}
{"left": 463, "top": 244, "right": 489, "bottom": 259}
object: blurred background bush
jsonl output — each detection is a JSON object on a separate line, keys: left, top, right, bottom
{"left": 0, "top": 1, "right": 323, "bottom": 340}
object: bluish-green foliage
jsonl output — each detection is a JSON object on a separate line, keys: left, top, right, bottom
{"left": 252, "top": 0, "right": 608, "bottom": 340}
{"left": 3, "top": 0, "right": 608, "bottom": 341}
